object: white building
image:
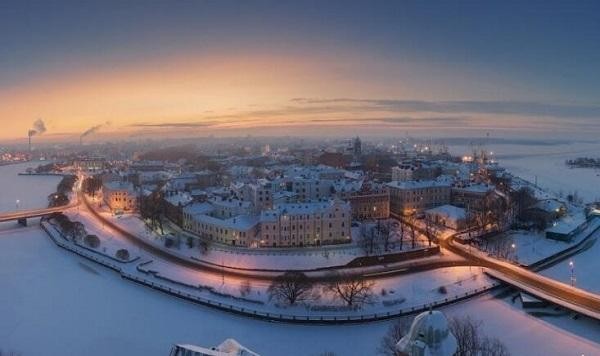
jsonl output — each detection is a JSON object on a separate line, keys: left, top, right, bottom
{"left": 425, "top": 204, "right": 467, "bottom": 230}
{"left": 182, "top": 202, "right": 259, "bottom": 247}
{"left": 102, "top": 181, "right": 138, "bottom": 212}
{"left": 259, "top": 200, "right": 351, "bottom": 247}
{"left": 396, "top": 310, "right": 458, "bottom": 356}
{"left": 169, "top": 338, "right": 260, "bottom": 356}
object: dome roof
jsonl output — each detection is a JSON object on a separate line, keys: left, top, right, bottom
{"left": 396, "top": 310, "right": 458, "bottom": 356}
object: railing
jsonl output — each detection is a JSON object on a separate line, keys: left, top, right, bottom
{"left": 41, "top": 219, "right": 499, "bottom": 324}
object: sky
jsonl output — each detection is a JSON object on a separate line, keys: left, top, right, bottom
{"left": 1, "top": 0, "right": 599, "bottom": 143}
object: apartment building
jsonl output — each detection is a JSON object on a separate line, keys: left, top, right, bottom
{"left": 387, "top": 179, "right": 452, "bottom": 215}
{"left": 259, "top": 200, "right": 351, "bottom": 247}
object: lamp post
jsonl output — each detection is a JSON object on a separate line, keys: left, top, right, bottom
{"left": 15, "top": 199, "right": 20, "bottom": 210}
{"left": 569, "top": 260, "right": 576, "bottom": 287}
{"left": 511, "top": 243, "right": 517, "bottom": 263}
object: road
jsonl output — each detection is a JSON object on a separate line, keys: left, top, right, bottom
{"left": 17, "top": 188, "right": 600, "bottom": 320}
{"left": 442, "top": 233, "right": 600, "bottom": 319}
{"left": 80, "top": 192, "right": 475, "bottom": 282}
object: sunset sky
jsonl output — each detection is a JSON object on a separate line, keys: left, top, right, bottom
{"left": 1, "top": 1, "right": 600, "bottom": 142}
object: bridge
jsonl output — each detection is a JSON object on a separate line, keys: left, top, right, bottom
{"left": 0, "top": 202, "right": 77, "bottom": 225}
{"left": 443, "top": 231, "right": 600, "bottom": 321}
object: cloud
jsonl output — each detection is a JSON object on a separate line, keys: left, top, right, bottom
{"left": 291, "top": 98, "right": 600, "bottom": 119}
{"left": 129, "top": 121, "right": 219, "bottom": 128}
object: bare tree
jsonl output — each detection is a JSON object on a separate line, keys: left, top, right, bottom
{"left": 380, "top": 220, "right": 392, "bottom": 252}
{"left": 377, "top": 317, "right": 412, "bottom": 356}
{"left": 239, "top": 280, "right": 252, "bottom": 297}
{"left": 327, "top": 272, "right": 375, "bottom": 307}
{"left": 450, "top": 316, "right": 510, "bottom": 356}
{"left": 268, "top": 271, "right": 314, "bottom": 305}
{"left": 423, "top": 215, "right": 435, "bottom": 247}
{"left": 405, "top": 214, "right": 417, "bottom": 249}
{"left": 397, "top": 221, "right": 405, "bottom": 250}
{"left": 360, "top": 225, "right": 377, "bottom": 256}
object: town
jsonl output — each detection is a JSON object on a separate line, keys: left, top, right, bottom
{"left": 2, "top": 133, "right": 599, "bottom": 355}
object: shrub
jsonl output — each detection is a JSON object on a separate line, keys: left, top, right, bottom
{"left": 438, "top": 286, "right": 448, "bottom": 294}
{"left": 116, "top": 249, "right": 130, "bottom": 261}
{"left": 84, "top": 234, "right": 101, "bottom": 248}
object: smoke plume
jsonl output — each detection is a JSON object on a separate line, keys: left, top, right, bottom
{"left": 28, "top": 118, "right": 47, "bottom": 137}
{"left": 80, "top": 121, "right": 111, "bottom": 141}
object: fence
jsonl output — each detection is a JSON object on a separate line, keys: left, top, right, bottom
{"left": 41, "top": 220, "right": 499, "bottom": 324}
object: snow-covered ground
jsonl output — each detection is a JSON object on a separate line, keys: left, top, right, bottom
{"left": 92, "top": 204, "right": 433, "bottom": 271}
{"left": 57, "top": 206, "right": 491, "bottom": 316}
{"left": 541, "top": 230, "right": 600, "bottom": 294}
{"left": 0, "top": 161, "right": 61, "bottom": 212}
{"left": 2, "top": 222, "right": 600, "bottom": 355}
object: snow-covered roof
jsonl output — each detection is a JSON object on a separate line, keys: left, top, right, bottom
{"left": 533, "top": 199, "right": 565, "bottom": 213}
{"left": 192, "top": 214, "right": 259, "bottom": 231}
{"left": 174, "top": 338, "right": 260, "bottom": 356}
{"left": 183, "top": 202, "right": 215, "bottom": 216}
{"left": 164, "top": 192, "right": 193, "bottom": 207}
{"left": 452, "top": 183, "right": 493, "bottom": 194}
{"left": 546, "top": 212, "right": 587, "bottom": 235}
{"left": 387, "top": 179, "right": 452, "bottom": 190}
{"left": 103, "top": 181, "right": 136, "bottom": 193}
{"left": 425, "top": 204, "right": 467, "bottom": 221}
{"left": 260, "top": 200, "right": 349, "bottom": 222}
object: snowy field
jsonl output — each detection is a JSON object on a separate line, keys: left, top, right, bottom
{"left": 0, "top": 161, "right": 61, "bottom": 212}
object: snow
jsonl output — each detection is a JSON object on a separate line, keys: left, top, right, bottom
{"left": 2, "top": 156, "right": 600, "bottom": 355}
{"left": 541, "top": 228, "right": 600, "bottom": 294}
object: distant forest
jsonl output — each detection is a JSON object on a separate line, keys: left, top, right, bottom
{"left": 566, "top": 157, "right": 600, "bottom": 168}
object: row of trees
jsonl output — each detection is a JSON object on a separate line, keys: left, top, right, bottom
{"left": 359, "top": 218, "right": 423, "bottom": 256}
{"left": 48, "top": 175, "right": 78, "bottom": 207}
{"left": 140, "top": 187, "right": 166, "bottom": 235}
{"left": 82, "top": 175, "right": 103, "bottom": 197}
{"left": 268, "top": 271, "right": 375, "bottom": 308}
{"left": 378, "top": 315, "right": 510, "bottom": 356}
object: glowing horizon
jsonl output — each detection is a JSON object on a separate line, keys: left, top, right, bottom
{"left": 1, "top": 1, "right": 599, "bottom": 142}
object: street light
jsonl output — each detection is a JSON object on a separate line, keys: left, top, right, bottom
{"left": 511, "top": 243, "right": 517, "bottom": 263}
{"left": 569, "top": 260, "right": 576, "bottom": 287}
{"left": 15, "top": 199, "right": 20, "bottom": 210}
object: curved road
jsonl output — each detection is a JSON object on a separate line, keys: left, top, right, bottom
{"left": 80, "top": 192, "right": 472, "bottom": 281}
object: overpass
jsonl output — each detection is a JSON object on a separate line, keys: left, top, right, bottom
{"left": 443, "top": 231, "right": 600, "bottom": 321}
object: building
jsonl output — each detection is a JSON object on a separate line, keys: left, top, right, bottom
{"left": 102, "top": 181, "right": 138, "bottom": 212}
{"left": 241, "top": 179, "right": 274, "bottom": 211}
{"left": 352, "top": 136, "right": 362, "bottom": 156}
{"left": 387, "top": 179, "right": 452, "bottom": 215}
{"left": 163, "top": 191, "right": 194, "bottom": 226}
{"left": 425, "top": 204, "right": 467, "bottom": 230}
{"left": 259, "top": 200, "right": 351, "bottom": 247}
{"left": 451, "top": 183, "right": 494, "bottom": 211}
{"left": 347, "top": 183, "right": 390, "bottom": 220}
{"left": 392, "top": 164, "right": 417, "bottom": 182}
{"left": 182, "top": 202, "right": 259, "bottom": 247}
{"left": 169, "top": 338, "right": 260, "bottom": 356}
{"left": 73, "top": 157, "right": 105, "bottom": 172}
